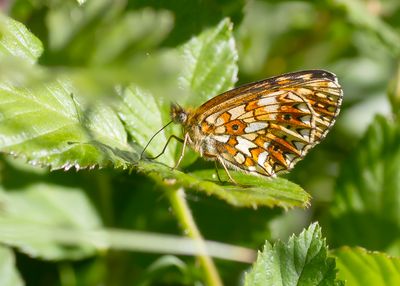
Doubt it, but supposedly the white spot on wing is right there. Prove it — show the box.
[264,104,279,113]
[300,115,311,124]
[214,126,226,134]
[241,133,257,141]
[285,152,297,163]
[206,113,219,124]
[286,92,302,101]
[244,122,269,133]
[293,141,306,151]
[257,96,277,106]
[298,129,311,141]
[328,81,338,87]
[234,153,245,164]
[296,103,310,112]
[257,151,268,167]
[216,117,225,126]
[228,105,245,120]
[213,135,230,143]
[236,136,257,157]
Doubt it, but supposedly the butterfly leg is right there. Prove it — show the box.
[173,132,189,170]
[217,157,238,185]
[214,161,223,183]
[140,120,174,160]
[143,135,184,160]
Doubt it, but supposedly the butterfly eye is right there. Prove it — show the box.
[179,113,187,123]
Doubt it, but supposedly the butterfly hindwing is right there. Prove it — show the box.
[193,70,342,177]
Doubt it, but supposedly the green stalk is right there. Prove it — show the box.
[167,187,223,286]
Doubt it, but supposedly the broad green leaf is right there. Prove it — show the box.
[0,246,24,286]
[178,18,238,106]
[0,14,45,86]
[0,77,136,170]
[115,85,176,166]
[329,115,400,255]
[0,14,43,63]
[244,222,341,286]
[333,247,400,286]
[138,161,310,209]
[0,14,136,169]
[0,183,101,260]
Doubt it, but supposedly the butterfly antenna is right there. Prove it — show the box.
[140,120,174,160]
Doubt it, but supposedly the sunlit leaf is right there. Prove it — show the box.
[115,84,176,166]
[179,18,238,106]
[138,161,310,209]
[333,246,400,286]
[0,77,136,170]
[0,14,43,63]
[244,222,342,286]
[0,246,23,286]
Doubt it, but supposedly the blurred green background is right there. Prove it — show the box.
[1,0,400,285]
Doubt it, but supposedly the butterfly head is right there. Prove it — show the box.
[170,103,188,125]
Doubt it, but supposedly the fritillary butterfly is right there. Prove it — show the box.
[148,70,342,182]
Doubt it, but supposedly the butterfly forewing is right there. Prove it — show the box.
[188,70,342,177]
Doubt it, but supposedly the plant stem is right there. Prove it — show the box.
[167,187,223,286]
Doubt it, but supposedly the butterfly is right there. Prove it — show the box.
[144,70,342,183]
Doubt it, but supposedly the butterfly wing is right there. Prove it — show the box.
[191,70,343,176]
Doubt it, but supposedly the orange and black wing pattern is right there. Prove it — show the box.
[191,70,343,176]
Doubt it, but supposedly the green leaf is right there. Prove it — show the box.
[0,246,24,286]
[0,77,136,170]
[115,84,176,166]
[333,247,400,286]
[0,14,43,63]
[138,161,310,209]
[244,222,341,286]
[0,183,101,260]
[329,115,400,255]
[333,0,400,56]
[90,9,174,65]
[0,14,45,87]
[179,18,238,107]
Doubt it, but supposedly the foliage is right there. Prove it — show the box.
[333,246,400,286]
[245,223,342,286]
[0,0,400,285]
